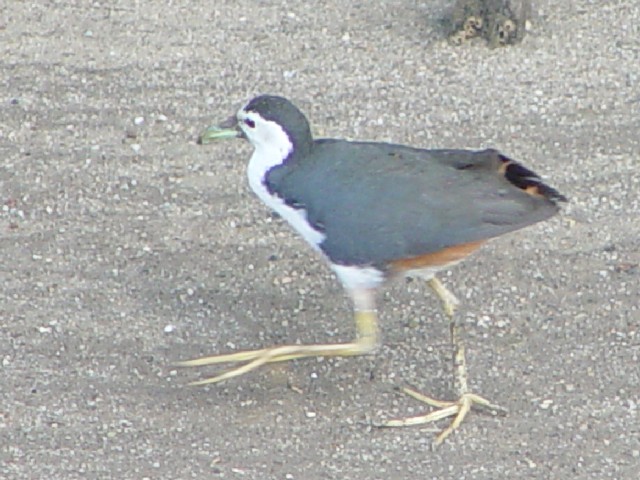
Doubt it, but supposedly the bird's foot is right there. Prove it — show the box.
[177,309,379,386]
[383,386,507,446]
[176,341,374,386]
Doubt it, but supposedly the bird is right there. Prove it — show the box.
[180,94,566,445]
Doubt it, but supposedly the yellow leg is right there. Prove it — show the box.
[177,289,379,386]
[428,277,466,395]
[384,277,506,446]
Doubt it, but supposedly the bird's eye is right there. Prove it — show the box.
[244,119,256,128]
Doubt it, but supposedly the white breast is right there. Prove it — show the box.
[246,147,326,251]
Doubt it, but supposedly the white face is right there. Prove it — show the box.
[237,108,293,162]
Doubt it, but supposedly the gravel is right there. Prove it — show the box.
[1,1,639,479]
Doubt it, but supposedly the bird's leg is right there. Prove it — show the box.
[384,277,506,445]
[429,277,466,396]
[177,288,379,386]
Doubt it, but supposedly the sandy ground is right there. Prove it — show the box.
[1,1,639,479]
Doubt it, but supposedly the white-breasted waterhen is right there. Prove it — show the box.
[180,95,566,445]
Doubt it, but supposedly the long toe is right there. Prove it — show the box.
[383,388,507,446]
[177,340,376,386]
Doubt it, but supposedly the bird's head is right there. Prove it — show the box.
[198,95,313,160]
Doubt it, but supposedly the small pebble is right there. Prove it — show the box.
[539,399,554,410]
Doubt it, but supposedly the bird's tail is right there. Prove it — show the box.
[497,153,567,203]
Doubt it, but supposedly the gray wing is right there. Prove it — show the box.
[269,140,562,266]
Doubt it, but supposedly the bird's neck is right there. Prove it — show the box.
[247,140,293,196]
[245,142,325,251]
